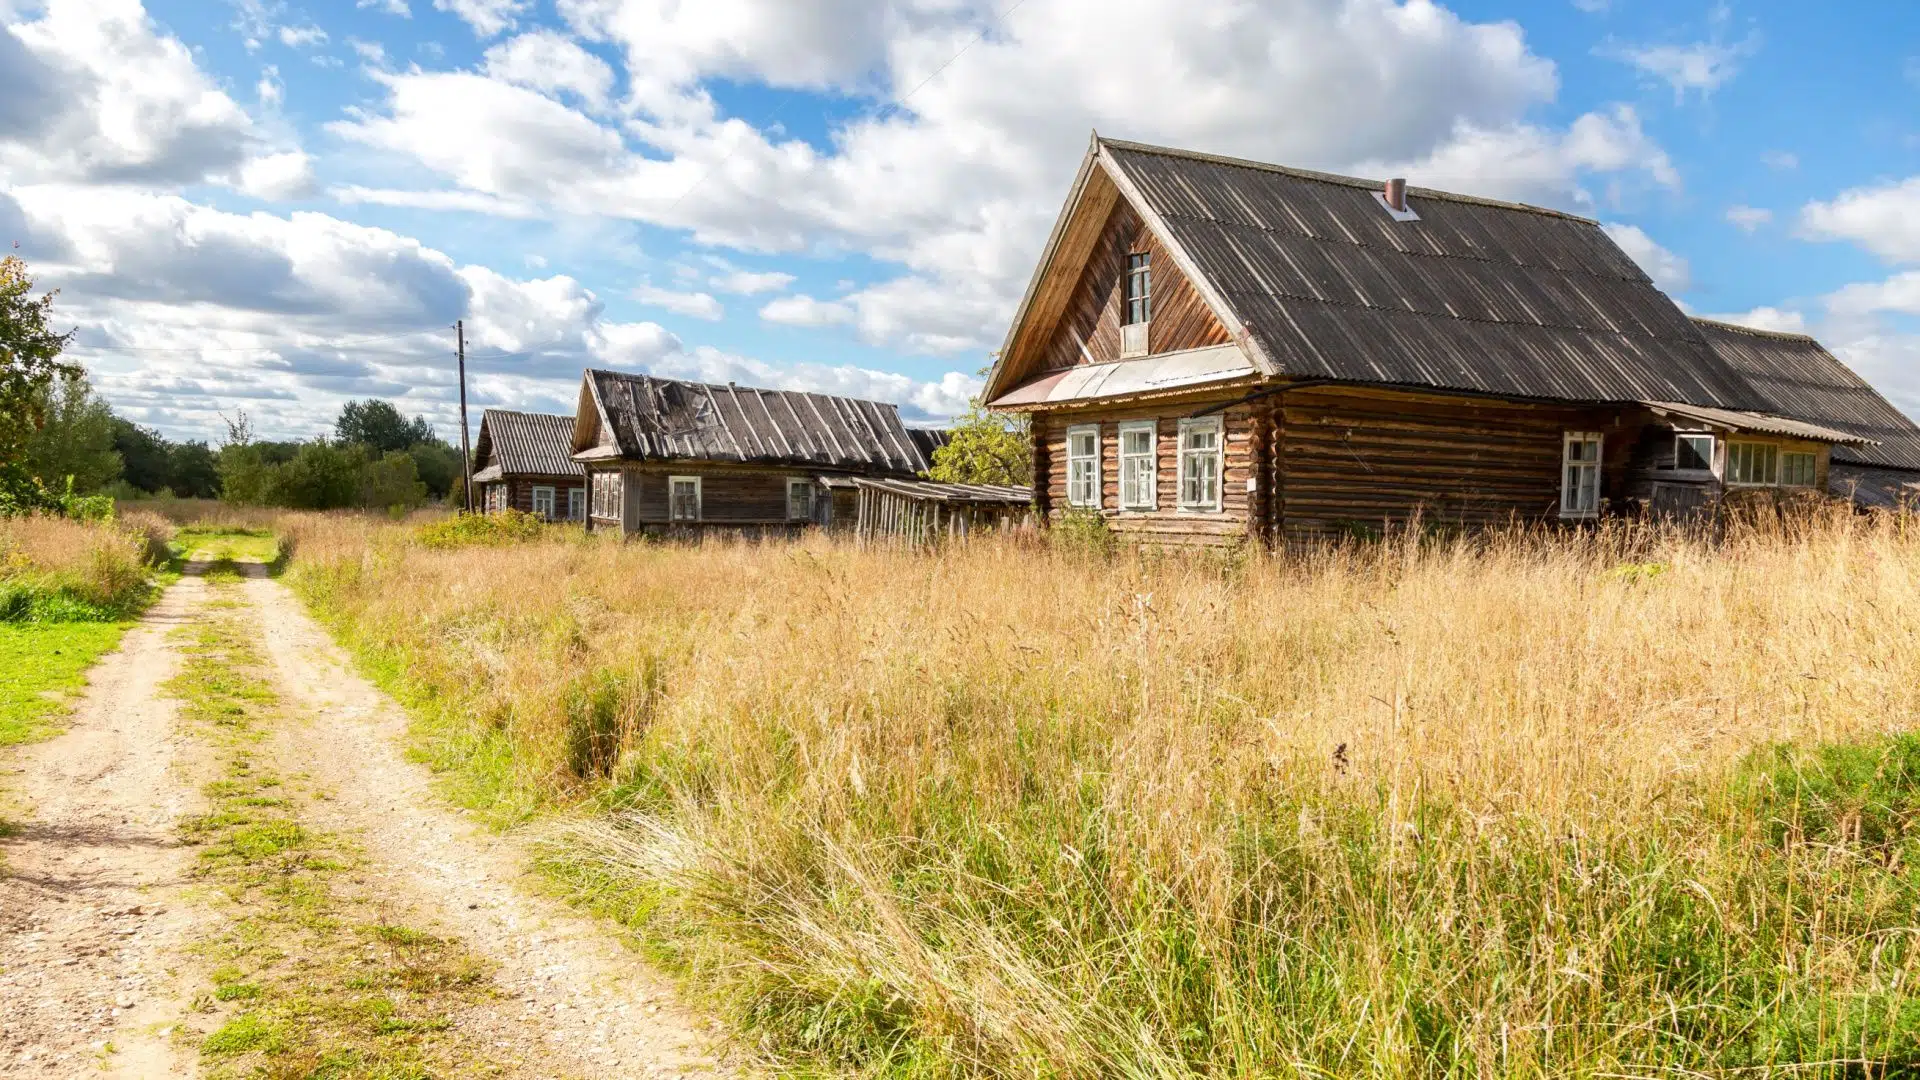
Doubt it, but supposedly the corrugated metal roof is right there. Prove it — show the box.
[993,343,1256,407]
[850,477,1033,504]
[583,370,932,475]
[1691,319,1920,471]
[473,409,583,479]
[1831,463,1920,510]
[907,428,951,462]
[1100,140,1764,409]
[1639,401,1877,447]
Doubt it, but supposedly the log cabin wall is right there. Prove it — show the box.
[1034,395,1254,548]
[1272,386,1619,542]
[485,476,587,519]
[1039,202,1232,372]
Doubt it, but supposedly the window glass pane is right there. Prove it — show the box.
[1675,435,1713,471]
[1123,428,1152,455]
[1782,452,1816,487]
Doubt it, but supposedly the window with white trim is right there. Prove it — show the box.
[567,487,585,521]
[485,484,506,513]
[1674,433,1714,472]
[1727,442,1778,486]
[787,477,815,521]
[1119,421,1157,511]
[669,475,702,522]
[1066,425,1100,508]
[1177,417,1222,512]
[1561,432,1603,518]
[531,485,556,520]
[1780,451,1817,487]
[592,472,623,520]
[1123,253,1151,325]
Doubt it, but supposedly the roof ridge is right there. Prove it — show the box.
[1690,316,1820,343]
[1096,136,1599,224]
[589,367,901,411]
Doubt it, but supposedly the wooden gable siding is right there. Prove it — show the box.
[1040,202,1231,372]
[1272,388,1616,541]
[1035,401,1253,547]
[619,464,805,526]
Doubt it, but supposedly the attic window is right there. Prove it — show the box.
[1124,253,1151,325]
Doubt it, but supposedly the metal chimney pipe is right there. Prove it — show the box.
[1385,177,1408,212]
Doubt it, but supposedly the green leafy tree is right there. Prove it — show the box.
[360,449,427,510]
[335,399,434,454]
[0,254,78,509]
[926,399,1031,487]
[166,440,221,498]
[404,438,461,499]
[25,371,123,493]
[268,441,367,510]
[112,417,172,493]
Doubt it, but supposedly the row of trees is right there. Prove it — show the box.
[3,253,462,513]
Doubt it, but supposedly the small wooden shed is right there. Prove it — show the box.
[852,478,1033,544]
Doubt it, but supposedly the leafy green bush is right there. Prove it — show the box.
[414,509,548,549]
[1049,507,1116,556]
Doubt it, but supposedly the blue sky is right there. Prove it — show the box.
[3,0,1917,444]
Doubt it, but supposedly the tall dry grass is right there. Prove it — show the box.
[0,512,172,620]
[285,509,1920,1076]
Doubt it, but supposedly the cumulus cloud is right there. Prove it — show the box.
[482,29,615,109]
[634,283,724,320]
[234,150,316,200]
[1724,204,1771,232]
[1601,222,1691,294]
[1800,177,1920,264]
[1597,5,1760,103]
[759,294,855,329]
[705,262,794,295]
[1698,305,1807,334]
[334,0,1681,356]
[434,0,528,37]
[1825,271,1920,318]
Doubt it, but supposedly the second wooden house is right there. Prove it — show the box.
[470,408,588,521]
[568,370,943,536]
[984,135,1920,546]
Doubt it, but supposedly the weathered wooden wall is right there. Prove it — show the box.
[485,476,587,519]
[1033,398,1253,548]
[1040,202,1231,372]
[1272,387,1608,541]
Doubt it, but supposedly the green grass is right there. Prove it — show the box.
[0,621,132,746]
[173,527,286,572]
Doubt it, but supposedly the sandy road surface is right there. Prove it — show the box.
[239,571,728,1078]
[3,565,731,1078]
[0,574,212,1078]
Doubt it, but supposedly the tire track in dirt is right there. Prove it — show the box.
[239,571,731,1078]
[0,574,214,1078]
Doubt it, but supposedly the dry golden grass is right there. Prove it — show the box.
[282,508,1920,1077]
[0,512,171,619]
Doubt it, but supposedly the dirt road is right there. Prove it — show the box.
[0,567,729,1077]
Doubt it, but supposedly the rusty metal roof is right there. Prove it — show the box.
[1099,140,1764,409]
[580,370,932,475]
[1690,319,1920,471]
[472,409,583,479]
[850,477,1033,505]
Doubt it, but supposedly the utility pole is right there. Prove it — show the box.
[456,319,473,514]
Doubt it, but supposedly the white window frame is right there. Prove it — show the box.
[1560,431,1603,519]
[1673,432,1715,473]
[566,487,585,522]
[787,477,815,521]
[669,475,702,522]
[531,485,556,520]
[1780,450,1818,488]
[1176,417,1223,513]
[1726,441,1779,487]
[1065,424,1101,509]
[485,484,506,513]
[1118,420,1157,511]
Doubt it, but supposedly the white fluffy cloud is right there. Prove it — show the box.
[1800,177,1920,264]
[435,0,529,37]
[1725,204,1771,232]
[333,0,1680,357]
[1602,222,1692,294]
[759,294,854,329]
[1698,306,1807,334]
[1597,4,1760,103]
[483,29,616,109]
[634,284,723,320]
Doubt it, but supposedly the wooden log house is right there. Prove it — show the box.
[568,370,943,537]
[985,136,1920,546]
[469,409,588,521]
